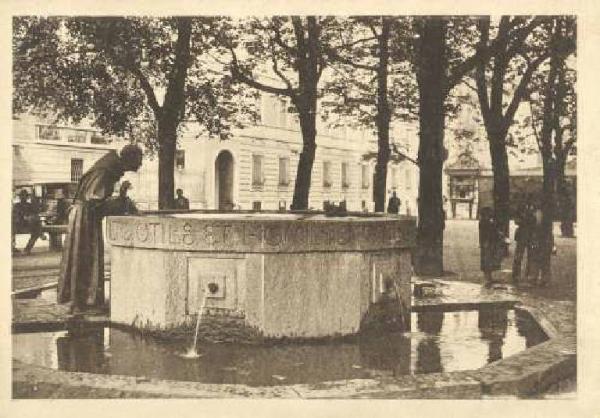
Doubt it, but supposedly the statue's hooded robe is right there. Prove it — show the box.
[58,150,125,309]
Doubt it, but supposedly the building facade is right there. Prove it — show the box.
[12,93,420,215]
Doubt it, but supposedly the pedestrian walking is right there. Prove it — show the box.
[12,189,47,255]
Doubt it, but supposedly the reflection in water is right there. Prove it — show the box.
[478,308,508,363]
[515,311,548,348]
[416,311,444,374]
[57,327,106,373]
[13,309,547,387]
[359,332,411,377]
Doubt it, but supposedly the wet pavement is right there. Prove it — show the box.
[443,220,576,301]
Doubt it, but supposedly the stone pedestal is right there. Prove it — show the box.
[107,213,416,339]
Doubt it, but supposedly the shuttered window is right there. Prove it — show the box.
[342,162,350,188]
[71,158,83,183]
[323,161,332,188]
[279,157,289,186]
[252,154,264,186]
[361,164,370,189]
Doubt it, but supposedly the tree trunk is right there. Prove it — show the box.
[374,132,390,213]
[290,17,320,211]
[414,18,446,276]
[488,133,511,243]
[556,158,574,237]
[539,157,556,283]
[291,108,317,210]
[374,19,391,213]
[157,119,177,210]
[536,18,561,283]
[156,17,191,210]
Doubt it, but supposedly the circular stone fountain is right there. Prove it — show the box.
[106,212,416,339]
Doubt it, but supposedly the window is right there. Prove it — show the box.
[243,40,259,55]
[91,133,111,144]
[323,161,332,188]
[252,154,264,187]
[260,94,283,127]
[361,164,370,189]
[67,130,87,143]
[71,158,83,183]
[278,99,288,128]
[391,166,398,189]
[341,162,350,188]
[176,150,185,170]
[405,168,412,190]
[278,157,290,186]
[37,125,61,141]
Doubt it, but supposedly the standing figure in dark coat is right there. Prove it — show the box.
[174,188,190,210]
[387,191,401,214]
[54,188,70,225]
[58,145,143,314]
[479,207,504,287]
[526,206,554,287]
[512,202,534,283]
[106,180,139,215]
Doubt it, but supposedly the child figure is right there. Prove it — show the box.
[479,207,504,287]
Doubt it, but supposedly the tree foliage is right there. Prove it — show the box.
[14,17,257,144]
[320,16,416,130]
[14,16,258,208]
[318,16,416,211]
[224,16,334,209]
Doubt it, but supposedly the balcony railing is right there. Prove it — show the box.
[36,124,113,146]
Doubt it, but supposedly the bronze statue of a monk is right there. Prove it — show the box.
[58,144,143,314]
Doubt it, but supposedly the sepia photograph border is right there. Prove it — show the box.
[1,0,598,417]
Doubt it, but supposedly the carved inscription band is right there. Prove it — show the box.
[107,217,416,252]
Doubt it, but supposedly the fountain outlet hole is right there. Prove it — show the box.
[207,283,219,294]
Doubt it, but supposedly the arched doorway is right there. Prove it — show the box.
[215,150,234,211]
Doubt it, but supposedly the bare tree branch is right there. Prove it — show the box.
[271,21,297,56]
[459,78,479,94]
[529,99,542,150]
[130,66,161,115]
[391,143,419,167]
[502,52,551,132]
[229,46,292,96]
[506,16,545,57]
[367,21,380,39]
[268,38,296,93]
[446,16,541,94]
[324,45,377,71]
